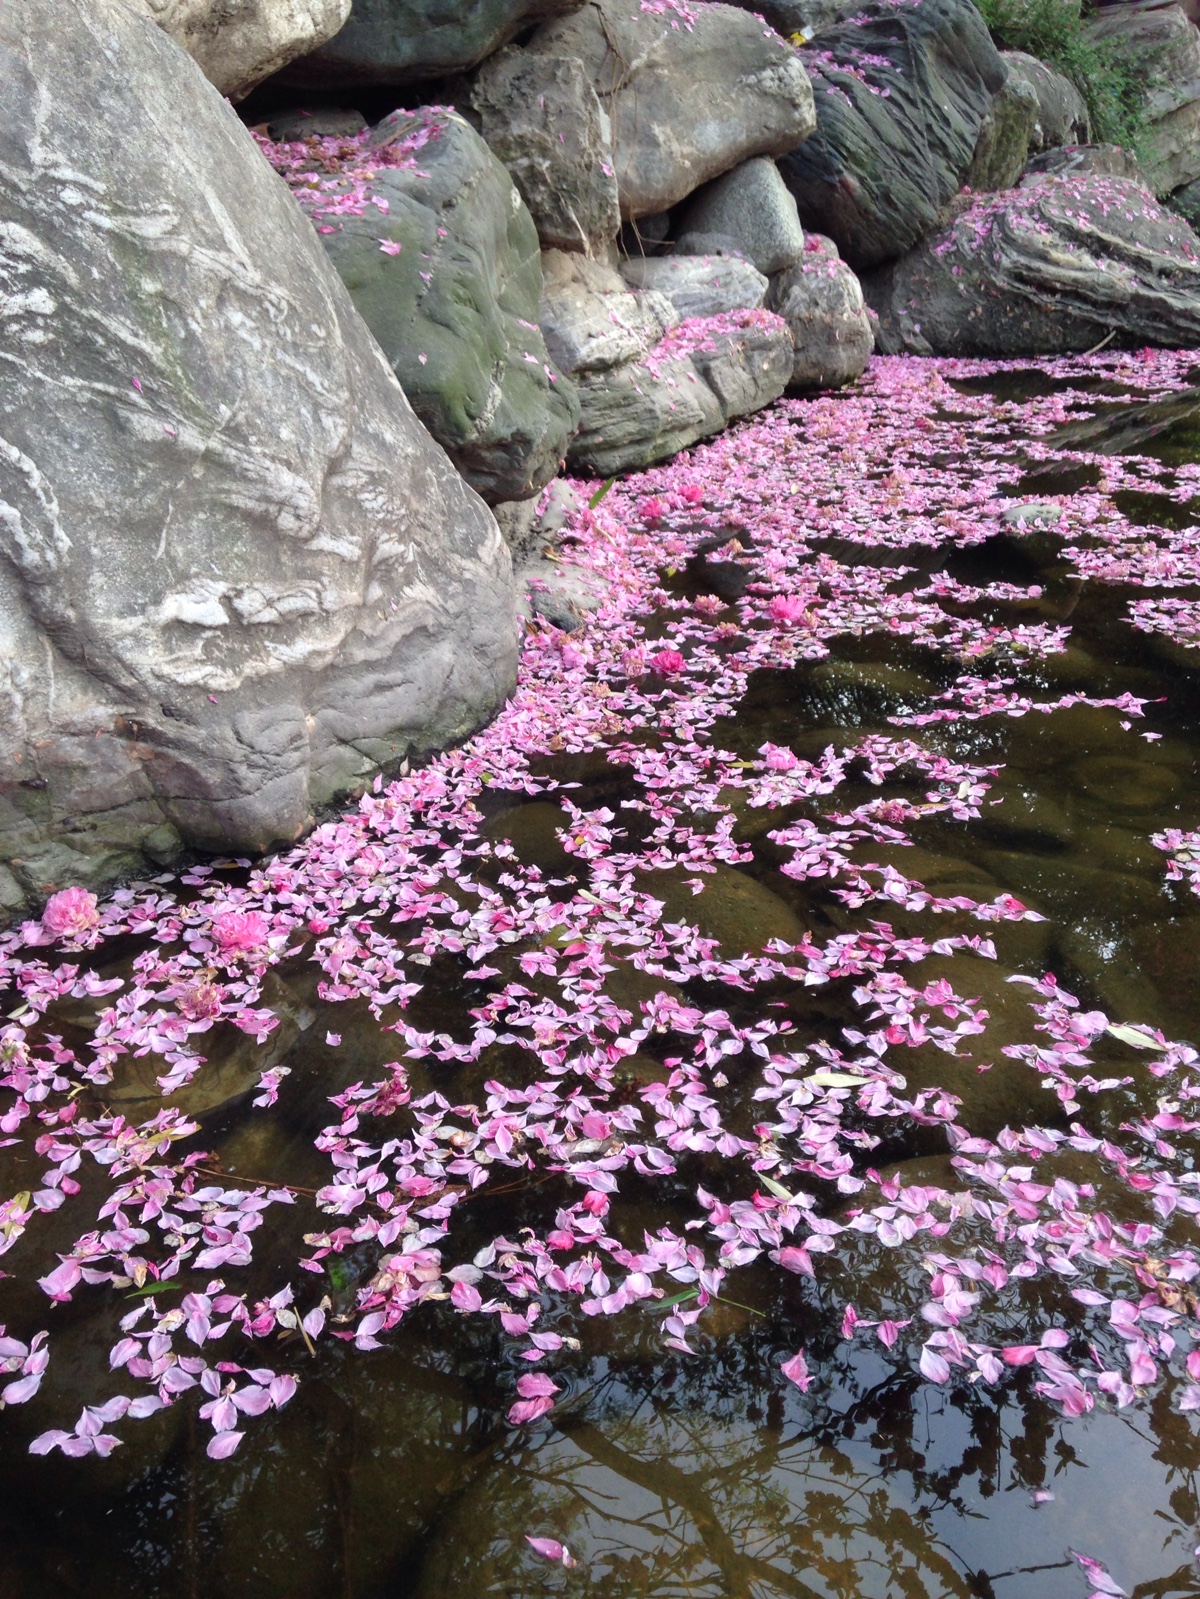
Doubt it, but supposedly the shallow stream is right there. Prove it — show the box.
[5,354,1200,1597]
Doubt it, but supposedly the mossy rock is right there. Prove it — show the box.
[640,864,805,957]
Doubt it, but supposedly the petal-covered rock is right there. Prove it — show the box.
[125,0,350,99]
[526,0,816,219]
[279,0,582,87]
[470,47,620,255]
[780,0,1005,271]
[675,157,807,275]
[864,174,1200,356]
[766,234,872,389]
[0,0,517,905]
[261,110,579,503]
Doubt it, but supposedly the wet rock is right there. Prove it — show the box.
[978,852,1166,925]
[674,158,807,276]
[279,0,581,88]
[527,0,816,219]
[0,0,518,908]
[127,0,350,98]
[780,0,1005,271]
[1002,50,1089,154]
[1001,500,1061,530]
[865,175,1200,356]
[890,953,1065,1138]
[619,255,770,320]
[641,863,804,956]
[766,234,873,390]
[320,112,578,503]
[106,971,316,1121]
[1069,755,1181,812]
[1083,0,1200,195]
[965,67,1039,192]
[470,48,620,255]
[483,801,577,880]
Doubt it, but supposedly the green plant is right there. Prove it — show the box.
[975,0,1151,155]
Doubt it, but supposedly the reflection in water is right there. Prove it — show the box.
[6,353,1200,1596]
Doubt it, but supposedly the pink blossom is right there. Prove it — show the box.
[41,887,99,939]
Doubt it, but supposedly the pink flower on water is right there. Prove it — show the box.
[41,887,99,940]
[639,496,665,524]
[780,1349,810,1390]
[768,594,809,627]
[526,1536,577,1568]
[649,649,685,676]
[212,910,270,955]
[761,743,797,771]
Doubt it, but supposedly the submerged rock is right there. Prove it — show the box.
[780,0,1005,270]
[526,0,816,218]
[641,863,804,956]
[865,175,1200,356]
[0,0,517,908]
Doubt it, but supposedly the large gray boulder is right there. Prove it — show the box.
[864,174,1200,356]
[469,47,620,255]
[280,0,581,86]
[526,0,816,219]
[261,110,579,502]
[540,253,793,475]
[0,0,517,909]
[674,157,806,275]
[766,234,873,389]
[124,0,350,99]
[780,0,1006,271]
[619,254,770,320]
[1084,1,1200,195]
[1001,50,1089,154]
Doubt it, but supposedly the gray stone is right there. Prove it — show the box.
[965,67,1039,192]
[1002,50,1089,153]
[619,254,770,320]
[865,174,1200,356]
[766,235,872,389]
[780,0,1006,271]
[527,0,816,219]
[280,0,582,87]
[541,249,792,472]
[264,106,367,139]
[1001,502,1061,530]
[1084,0,1200,195]
[1023,143,1147,185]
[540,250,679,378]
[674,157,806,275]
[470,47,620,255]
[0,0,517,909]
[305,111,579,502]
[123,0,350,99]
